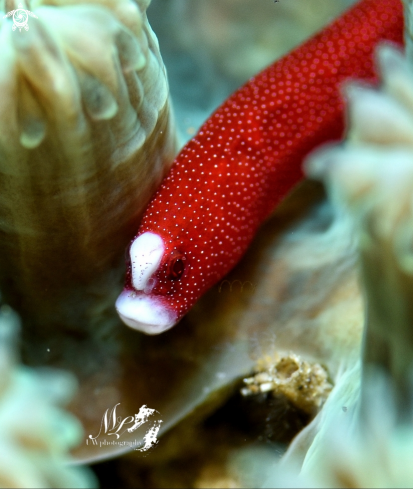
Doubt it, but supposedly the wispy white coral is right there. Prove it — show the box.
[308,45,413,402]
[309,45,413,233]
[261,43,413,489]
[0,304,96,488]
[264,364,413,488]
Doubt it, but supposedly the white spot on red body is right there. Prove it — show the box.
[129,232,164,291]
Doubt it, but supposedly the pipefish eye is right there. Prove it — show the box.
[168,254,186,281]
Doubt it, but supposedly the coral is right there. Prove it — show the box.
[0,302,96,488]
[0,0,176,338]
[260,40,413,489]
[264,365,413,488]
[241,353,332,416]
[308,44,413,417]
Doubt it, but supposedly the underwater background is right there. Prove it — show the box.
[4,0,413,487]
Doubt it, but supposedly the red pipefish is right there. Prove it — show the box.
[116,0,404,334]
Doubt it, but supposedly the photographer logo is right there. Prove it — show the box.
[87,403,162,452]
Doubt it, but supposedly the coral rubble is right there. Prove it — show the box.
[241,353,332,416]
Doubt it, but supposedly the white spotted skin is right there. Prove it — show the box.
[116,0,403,333]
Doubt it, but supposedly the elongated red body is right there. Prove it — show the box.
[116,0,404,334]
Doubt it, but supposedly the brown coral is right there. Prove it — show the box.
[0,0,176,341]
